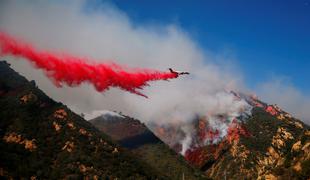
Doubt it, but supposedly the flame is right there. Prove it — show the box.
[266,105,278,116]
[184,120,251,167]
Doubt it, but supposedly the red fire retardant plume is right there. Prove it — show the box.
[0,32,178,97]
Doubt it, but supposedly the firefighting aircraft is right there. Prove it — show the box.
[169,68,190,76]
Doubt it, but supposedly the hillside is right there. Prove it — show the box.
[90,88,310,180]
[90,114,207,180]
[151,93,310,179]
[1,59,309,179]
[0,60,166,179]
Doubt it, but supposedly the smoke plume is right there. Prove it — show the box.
[0,0,252,154]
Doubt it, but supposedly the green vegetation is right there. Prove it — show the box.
[90,114,207,179]
[133,143,206,180]
[240,107,282,152]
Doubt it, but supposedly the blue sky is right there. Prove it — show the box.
[101,0,310,93]
[1,0,308,122]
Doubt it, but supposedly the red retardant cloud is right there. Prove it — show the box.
[0,32,178,97]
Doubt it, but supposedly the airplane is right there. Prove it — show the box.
[169,68,190,76]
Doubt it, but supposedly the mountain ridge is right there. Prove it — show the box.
[0,60,167,179]
[90,89,310,179]
[1,60,309,179]
[150,91,310,179]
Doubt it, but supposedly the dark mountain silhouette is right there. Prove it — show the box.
[0,60,167,179]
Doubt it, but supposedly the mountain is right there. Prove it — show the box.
[90,113,207,180]
[1,59,309,179]
[91,92,310,179]
[0,60,167,179]
[151,93,310,179]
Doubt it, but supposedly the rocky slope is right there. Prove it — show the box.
[152,93,310,179]
[90,93,310,179]
[0,60,167,179]
[90,99,310,179]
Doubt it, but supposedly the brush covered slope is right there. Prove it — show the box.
[0,60,167,179]
[90,114,207,180]
[153,94,310,179]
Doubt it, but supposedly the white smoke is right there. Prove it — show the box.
[149,91,252,155]
[0,0,251,154]
[257,77,310,125]
[180,127,193,155]
[90,110,124,119]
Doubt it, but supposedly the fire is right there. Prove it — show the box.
[198,122,220,143]
[185,147,209,168]
[226,121,251,144]
[266,106,278,116]
[185,120,251,167]
[150,91,252,159]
